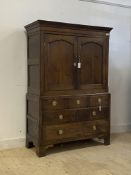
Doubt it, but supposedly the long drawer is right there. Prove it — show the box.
[42,96,88,110]
[43,107,109,125]
[42,94,110,111]
[45,120,108,143]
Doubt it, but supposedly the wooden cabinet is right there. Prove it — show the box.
[25,20,112,157]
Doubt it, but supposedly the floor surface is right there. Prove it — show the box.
[0,133,131,175]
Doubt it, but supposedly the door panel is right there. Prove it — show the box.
[44,34,76,91]
[78,37,107,90]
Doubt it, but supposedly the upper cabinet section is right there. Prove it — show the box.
[25,20,112,95]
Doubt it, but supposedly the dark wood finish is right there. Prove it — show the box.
[78,37,106,90]
[44,110,76,125]
[25,20,112,157]
[89,94,110,107]
[45,120,108,144]
[44,34,76,91]
[88,107,110,120]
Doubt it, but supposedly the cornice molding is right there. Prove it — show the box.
[80,0,131,9]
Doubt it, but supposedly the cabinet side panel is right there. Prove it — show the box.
[28,34,40,60]
[26,95,40,146]
[27,33,40,95]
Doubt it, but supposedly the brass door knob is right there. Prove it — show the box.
[58,130,63,135]
[59,114,64,120]
[77,56,81,69]
[76,99,80,105]
[52,100,57,106]
[99,105,102,111]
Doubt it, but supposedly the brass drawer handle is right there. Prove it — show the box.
[58,129,63,135]
[52,100,57,106]
[93,125,96,131]
[59,114,64,120]
[98,98,102,103]
[92,111,96,116]
[76,99,80,105]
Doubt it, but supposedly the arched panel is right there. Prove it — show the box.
[78,37,105,90]
[48,39,73,46]
[45,35,76,91]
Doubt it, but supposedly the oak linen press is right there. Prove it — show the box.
[25,20,112,157]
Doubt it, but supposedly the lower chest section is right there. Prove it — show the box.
[42,93,110,145]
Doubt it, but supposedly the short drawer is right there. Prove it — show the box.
[89,94,110,107]
[89,107,110,120]
[43,98,65,110]
[91,120,109,135]
[45,120,108,142]
[44,110,76,125]
[67,97,89,109]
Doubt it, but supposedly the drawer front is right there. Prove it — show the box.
[77,109,90,121]
[43,98,65,110]
[44,110,76,125]
[44,109,90,125]
[67,97,89,109]
[89,107,109,120]
[42,97,89,110]
[77,107,109,121]
[42,94,110,111]
[89,94,110,107]
[45,120,108,142]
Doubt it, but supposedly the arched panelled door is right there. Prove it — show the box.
[78,37,107,90]
[44,34,77,91]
